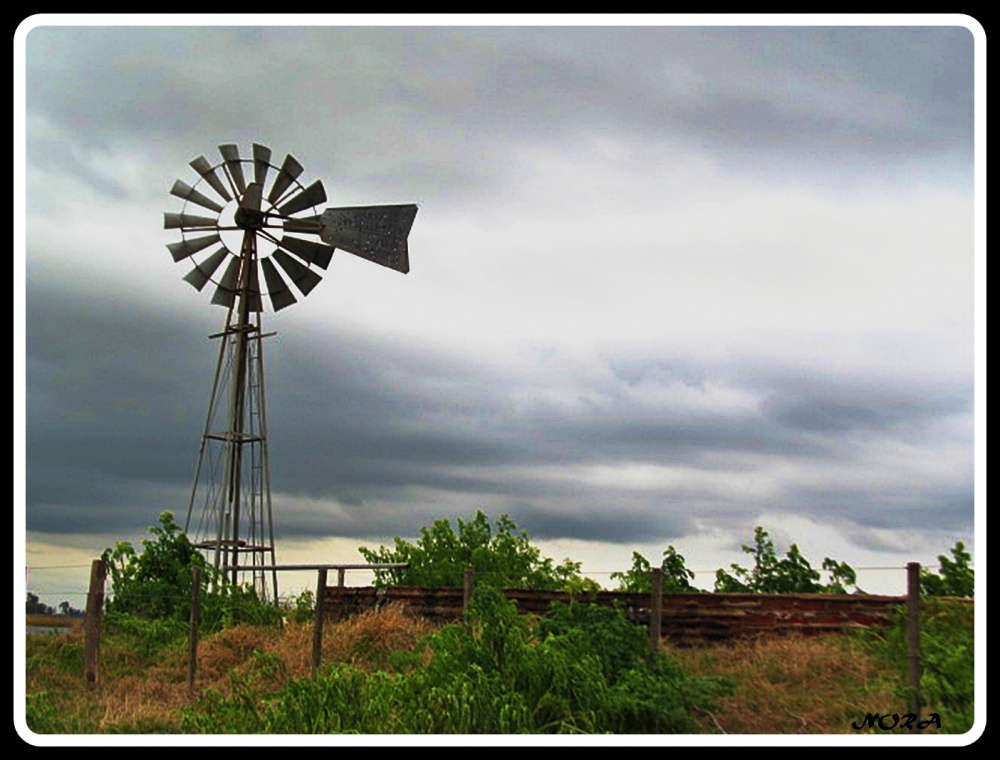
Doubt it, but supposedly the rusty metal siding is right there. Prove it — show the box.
[318,586,938,645]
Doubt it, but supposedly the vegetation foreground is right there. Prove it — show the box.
[25,593,972,736]
[24,512,974,735]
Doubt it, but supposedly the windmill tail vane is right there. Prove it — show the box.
[164,142,416,602]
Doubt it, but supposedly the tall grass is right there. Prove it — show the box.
[27,595,965,735]
[851,598,975,734]
[668,634,903,733]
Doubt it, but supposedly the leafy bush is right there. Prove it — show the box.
[358,511,587,590]
[611,546,698,593]
[103,611,190,660]
[102,511,282,635]
[714,526,860,594]
[103,512,208,620]
[199,585,284,632]
[920,541,974,598]
[24,691,97,734]
[181,587,733,734]
[284,589,316,625]
[25,692,61,734]
[857,598,974,733]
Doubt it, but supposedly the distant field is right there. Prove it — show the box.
[26,615,81,630]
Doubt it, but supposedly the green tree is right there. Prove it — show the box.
[821,557,860,594]
[610,546,697,593]
[102,511,211,620]
[26,592,55,615]
[920,541,974,598]
[56,600,83,616]
[358,511,586,590]
[714,526,860,594]
[101,511,282,631]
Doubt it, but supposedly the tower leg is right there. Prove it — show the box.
[184,230,278,603]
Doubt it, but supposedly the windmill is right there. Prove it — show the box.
[164,142,417,603]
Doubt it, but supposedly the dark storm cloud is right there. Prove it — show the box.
[26,273,224,533]
[503,506,697,546]
[25,284,973,546]
[256,326,972,542]
[782,483,974,531]
[759,385,969,435]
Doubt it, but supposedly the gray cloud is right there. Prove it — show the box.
[20,21,978,592]
[24,26,974,204]
[25,264,973,545]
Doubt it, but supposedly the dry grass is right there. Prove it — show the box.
[25,605,438,734]
[216,604,437,683]
[27,615,83,631]
[26,612,902,735]
[666,633,900,733]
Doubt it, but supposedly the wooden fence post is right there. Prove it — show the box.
[84,558,106,688]
[187,565,202,699]
[312,567,328,679]
[907,562,922,715]
[463,568,475,614]
[649,567,663,657]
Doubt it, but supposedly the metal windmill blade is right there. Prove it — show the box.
[189,156,232,202]
[277,235,334,269]
[260,257,298,312]
[162,141,418,604]
[277,180,327,217]
[253,143,272,187]
[267,153,304,205]
[218,143,247,196]
[183,247,229,291]
[170,180,224,214]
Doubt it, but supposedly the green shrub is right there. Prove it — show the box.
[611,546,698,593]
[181,586,733,734]
[199,585,284,632]
[24,691,97,734]
[102,512,208,621]
[284,589,315,625]
[102,511,283,636]
[358,511,586,590]
[714,526,860,594]
[103,611,190,661]
[857,598,974,733]
[25,692,60,734]
[921,542,974,598]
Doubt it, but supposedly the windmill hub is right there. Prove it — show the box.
[233,205,265,230]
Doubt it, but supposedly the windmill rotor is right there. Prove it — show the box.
[164,142,417,603]
[166,143,338,312]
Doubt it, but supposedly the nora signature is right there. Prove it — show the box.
[852,712,942,730]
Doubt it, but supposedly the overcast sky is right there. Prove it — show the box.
[16,17,983,606]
